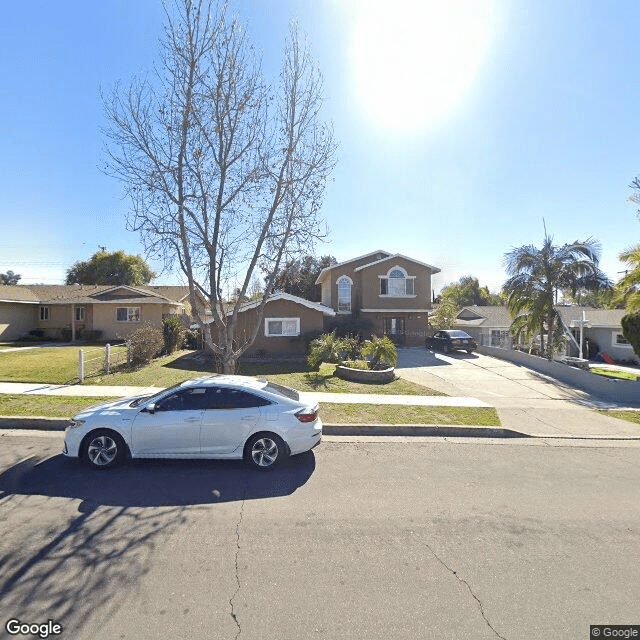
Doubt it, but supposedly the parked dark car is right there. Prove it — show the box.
[425,330,477,354]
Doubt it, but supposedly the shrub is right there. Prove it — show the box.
[163,315,185,354]
[82,329,103,341]
[340,359,369,370]
[361,335,398,369]
[183,328,200,350]
[307,331,348,369]
[621,312,640,358]
[128,323,165,366]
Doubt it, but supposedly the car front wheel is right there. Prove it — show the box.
[82,430,125,470]
[245,433,286,471]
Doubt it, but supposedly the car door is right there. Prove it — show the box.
[200,387,270,455]
[433,331,445,350]
[131,388,205,455]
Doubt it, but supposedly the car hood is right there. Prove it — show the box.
[72,396,148,420]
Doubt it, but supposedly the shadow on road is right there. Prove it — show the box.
[0,451,316,507]
[0,452,315,637]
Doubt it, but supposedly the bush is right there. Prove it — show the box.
[82,329,103,341]
[307,331,347,369]
[361,335,398,369]
[340,359,369,370]
[622,312,640,358]
[183,328,200,350]
[128,323,165,366]
[163,315,185,354]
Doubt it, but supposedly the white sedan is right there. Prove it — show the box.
[63,376,322,471]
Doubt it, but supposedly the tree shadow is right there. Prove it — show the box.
[0,452,316,508]
[0,452,315,637]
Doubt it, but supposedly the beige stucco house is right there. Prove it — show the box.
[0,284,204,341]
[315,250,441,346]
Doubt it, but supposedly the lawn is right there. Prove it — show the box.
[320,403,501,426]
[0,348,445,396]
[0,394,120,417]
[590,367,638,381]
[596,409,640,425]
[0,395,500,427]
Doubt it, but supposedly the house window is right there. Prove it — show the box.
[75,307,85,321]
[379,267,416,297]
[337,276,352,313]
[116,307,140,323]
[40,306,50,321]
[265,317,300,337]
[613,332,631,347]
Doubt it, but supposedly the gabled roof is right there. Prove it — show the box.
[315,249,441,284]
[555,306,626,328]
[237,292,336,316]
[315,250,391,284]
[0,284,187,306]
[353,253,441,274]
[453,306,513,329]
[0,286,40,303]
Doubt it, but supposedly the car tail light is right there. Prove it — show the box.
[295,408,318,423]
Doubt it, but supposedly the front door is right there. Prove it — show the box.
[384,317,406,345]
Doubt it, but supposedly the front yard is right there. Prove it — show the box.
[0,345,500,426]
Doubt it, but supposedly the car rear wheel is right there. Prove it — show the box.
[245,433,286,471]
[82,430,125,470]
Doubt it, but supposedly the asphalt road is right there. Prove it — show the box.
[1,432,639,640]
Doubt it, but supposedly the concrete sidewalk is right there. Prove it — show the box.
[0,382,490,407]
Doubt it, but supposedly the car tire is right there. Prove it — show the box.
[467,349,474,354]
[81,430,126,470]
[245,433,287,471]
[443,344,450,354]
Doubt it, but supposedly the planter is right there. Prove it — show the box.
[334,364,396,384]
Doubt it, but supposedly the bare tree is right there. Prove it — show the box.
[103,0,336,373]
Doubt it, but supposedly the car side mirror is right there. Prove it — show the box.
[143,403,156,414]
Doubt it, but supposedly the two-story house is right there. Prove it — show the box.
[315,250,441,346]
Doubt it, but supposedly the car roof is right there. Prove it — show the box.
[180,375,269,391]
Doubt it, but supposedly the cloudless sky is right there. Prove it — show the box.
[1,0,639,294]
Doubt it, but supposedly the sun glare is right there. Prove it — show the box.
[351,0,494,134]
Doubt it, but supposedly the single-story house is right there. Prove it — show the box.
[0,284,205,342]
[451,304,635,362]
[206,292,336,358]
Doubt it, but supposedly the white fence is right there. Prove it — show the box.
[78,342,130,382]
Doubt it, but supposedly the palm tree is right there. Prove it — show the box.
[503,233,611,358]
[616,244,640,311]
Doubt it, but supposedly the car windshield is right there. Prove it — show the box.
[445,330,472,339]
[129,382,185,407]
[262,381,299,401]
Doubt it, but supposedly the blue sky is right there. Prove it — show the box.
[1,0,639,294]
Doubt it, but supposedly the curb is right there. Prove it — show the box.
[0,416,68,431]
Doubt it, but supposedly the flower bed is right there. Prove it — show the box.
[334,363,395,384]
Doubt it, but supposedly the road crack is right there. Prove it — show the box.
[229,492,246,639]
[424,542,507,640]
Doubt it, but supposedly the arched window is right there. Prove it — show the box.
[337,276,352,312]
[379,266,415,297]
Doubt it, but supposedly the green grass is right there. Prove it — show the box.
[0,394,499,427]
[590,367,638,381]
[0,394,121,417]
[0,347,445,397]
[596,409,640,425]
[320,403,501,426]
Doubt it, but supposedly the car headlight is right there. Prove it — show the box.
[68,419,86,429]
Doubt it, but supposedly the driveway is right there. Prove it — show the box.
[396,348,640,438]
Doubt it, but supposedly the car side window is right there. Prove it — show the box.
[202,388,271,410]
[155,388,207,412]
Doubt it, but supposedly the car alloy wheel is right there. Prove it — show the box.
[247,434,285,470]
[83,431,124,469]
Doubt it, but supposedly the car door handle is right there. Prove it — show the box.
[183,417,201,423]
